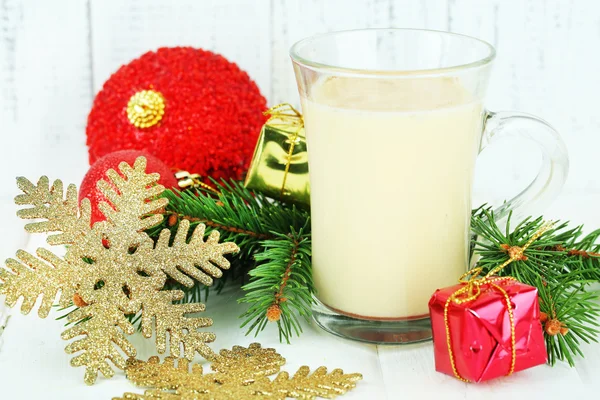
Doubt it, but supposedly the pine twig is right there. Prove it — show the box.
[471,207,600,366]
[537,276,600,366]
[150,180,313,342]
[173,214,273,240]
[239,229,314,343]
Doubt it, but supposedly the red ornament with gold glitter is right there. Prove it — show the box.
[86,47,267,181]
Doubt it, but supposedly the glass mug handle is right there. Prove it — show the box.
[479,111,569,220]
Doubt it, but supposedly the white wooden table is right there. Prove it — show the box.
[1,193,600,399]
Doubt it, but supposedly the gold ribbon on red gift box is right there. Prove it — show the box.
[443,222,555,382]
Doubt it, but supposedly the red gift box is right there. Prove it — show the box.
[428,278,547,382]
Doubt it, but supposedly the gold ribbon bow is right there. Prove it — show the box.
[444,221,555,382]
[263,103,304,200]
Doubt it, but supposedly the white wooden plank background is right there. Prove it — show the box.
[1,0,600,399]
[1,0,599,201]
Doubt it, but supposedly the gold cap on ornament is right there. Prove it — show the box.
[127,89,165,128]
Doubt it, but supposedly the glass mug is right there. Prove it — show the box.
[290,29,568,344]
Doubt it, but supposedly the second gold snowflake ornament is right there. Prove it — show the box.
[0,156,239,385]
[116,343,363,399]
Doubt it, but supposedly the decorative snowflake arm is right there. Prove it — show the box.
[0,248,79,317]
[211,343,286,378]
[140,290,217,361]
[14,176,92,245]
[62,301,137,385]
[96,158,167,232]
[125,356,206,390]
[116,344,362,399]
[113,390,181,400]
[124,345,283,391]
[271,366,363,398]
[151,220,239,287]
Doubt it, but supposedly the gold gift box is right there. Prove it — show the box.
[244,104,310,207]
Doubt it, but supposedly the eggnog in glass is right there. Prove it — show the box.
[290,29,568,343]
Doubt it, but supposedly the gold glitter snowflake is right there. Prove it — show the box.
[0,157,239,385]
[114,343,363,400]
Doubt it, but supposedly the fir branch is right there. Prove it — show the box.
[173,214,273,240]
[149,180,313,342]
[535,272,600,366]
[472,207,600,366]
[156,180,309,261]
[238,229,314,343]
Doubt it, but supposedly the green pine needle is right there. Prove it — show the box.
[157,180,313,342]
[238,229,313,343]
[471,207,600,366]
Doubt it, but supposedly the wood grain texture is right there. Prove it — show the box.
[0,0,19,123]
[89,0,271,99]
[0,0,91,196]
[271,0,391,105]
[1,1,600,398]
[1,0,598,196]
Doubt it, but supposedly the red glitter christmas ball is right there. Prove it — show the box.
[80,150,179,225]
[86,47,267,181]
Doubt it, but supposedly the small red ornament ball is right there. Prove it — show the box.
[86,47,267,181]
[79,150,178,225]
